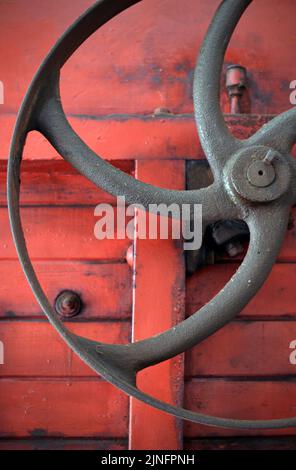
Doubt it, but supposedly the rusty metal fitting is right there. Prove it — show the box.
[226,64,247,113]
[55,290,82,318]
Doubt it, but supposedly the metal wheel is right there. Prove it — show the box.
[7,0,296,428]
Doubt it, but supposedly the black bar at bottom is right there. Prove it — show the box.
[1,450,296,466]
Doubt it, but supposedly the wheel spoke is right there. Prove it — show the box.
[90,204,290,375]
[247,107,296,154]
[193,0,252,176]
[35,83,237,223]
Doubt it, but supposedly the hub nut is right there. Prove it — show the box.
[247,160,276,188]
[229,145,291,203]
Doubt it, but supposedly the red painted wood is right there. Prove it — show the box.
[185,437,296,451]
[184,380,296,437]
[0,160,134,206]
[0,0,294,115]
[0,207,130,260]
[0,438,127,451]
[186,263,296,319]
[0,321,130,377]
[4,378,296,439]
[0,439,127,450]
[276,222,296,261]
[185,321,296,377]
[0,261,131,319]
[129,160,185,450]
[0,380,128,438]
[2,114,296,162]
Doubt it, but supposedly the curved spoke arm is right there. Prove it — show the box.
[193,0,252,175]
[88,204,290,376]
[35,86,238,223]
[247,107,296,154]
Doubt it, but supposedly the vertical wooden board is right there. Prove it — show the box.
[129,160,185,450]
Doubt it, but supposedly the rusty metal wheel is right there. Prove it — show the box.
[7,0,296,428]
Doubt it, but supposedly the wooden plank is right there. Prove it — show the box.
[2,114,295,162]
[129,160,185,450]
[186,263,296,319]
[0,261,131,319]
[185,437,296,450]
[0,0,294,115]
[0,321,130,377]
[4,378,296,439]
[185,321,296,377]
[0,207,130,260]
[0,439,127,450]
[184,379,296,437]
[0,379,128,438]
[0,160,134,206]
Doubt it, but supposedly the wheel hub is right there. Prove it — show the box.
[229,145,291,202]
[247,159,275,188]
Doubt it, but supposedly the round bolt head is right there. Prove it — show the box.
[247,160,276,188]
[55,290,82,318]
